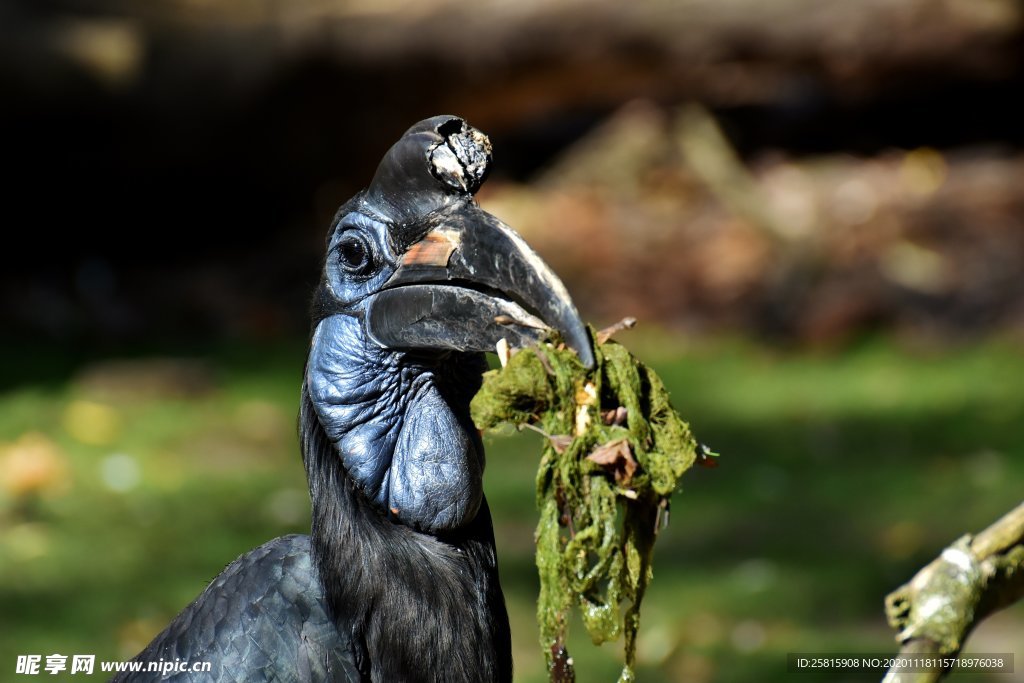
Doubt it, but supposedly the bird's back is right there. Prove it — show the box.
[114,535,357,682]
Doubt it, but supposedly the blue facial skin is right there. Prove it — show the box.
[306,207,485,534]
[322,209,400,310]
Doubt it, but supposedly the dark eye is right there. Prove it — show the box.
[338,233,373,275]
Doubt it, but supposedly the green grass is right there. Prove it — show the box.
[1,335,1022,681]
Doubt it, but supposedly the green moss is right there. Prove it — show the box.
[471,335,700,682]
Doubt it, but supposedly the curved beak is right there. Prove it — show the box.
[365,200,595,368]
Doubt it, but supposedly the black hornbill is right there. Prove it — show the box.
[117,116,593,682]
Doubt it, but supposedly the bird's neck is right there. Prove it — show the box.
[299,384,512,683]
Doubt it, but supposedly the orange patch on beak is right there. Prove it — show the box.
[402,228,461,267]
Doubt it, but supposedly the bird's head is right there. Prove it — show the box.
[305,116,592,534]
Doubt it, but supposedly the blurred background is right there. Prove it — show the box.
[2,0,1023,680]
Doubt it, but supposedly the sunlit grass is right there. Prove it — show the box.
[1,335,1022,682]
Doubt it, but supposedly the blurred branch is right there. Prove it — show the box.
[882,502,1024,683]
[674,103,792,245]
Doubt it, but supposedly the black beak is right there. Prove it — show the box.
[364,199,595,369]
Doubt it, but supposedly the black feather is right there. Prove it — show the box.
[113,535,357,682]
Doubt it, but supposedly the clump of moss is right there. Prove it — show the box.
[471,332,704,682]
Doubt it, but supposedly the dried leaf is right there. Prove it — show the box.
[586,438,637,485]
[548,435,573,454]
[601,406,628,426]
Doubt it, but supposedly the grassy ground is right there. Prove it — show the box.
[1,334,1022,681]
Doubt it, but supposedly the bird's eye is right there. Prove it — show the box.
[338,233,374,275]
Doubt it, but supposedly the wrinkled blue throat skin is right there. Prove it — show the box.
[302,312,512,683]
[306,314,486,533]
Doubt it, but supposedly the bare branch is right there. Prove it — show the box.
[883,502,1024,682]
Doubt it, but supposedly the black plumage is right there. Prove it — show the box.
[116,116,591,682]
[117,535,356,681]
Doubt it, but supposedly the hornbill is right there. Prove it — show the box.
[117,116,593,682]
